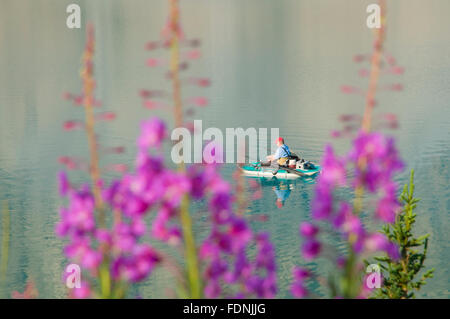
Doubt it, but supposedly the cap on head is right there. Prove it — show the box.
[277,137,284,144]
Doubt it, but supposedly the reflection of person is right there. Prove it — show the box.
[262,137,291,175]
[273,183,292,208]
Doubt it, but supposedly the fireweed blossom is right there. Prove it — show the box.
[291,0,406,298]
[290,267,310,298]
[57,117,277,298]
[56,181,161,298]
[60,23,126,232]
[56,118,172,298]
[292,130,403,298]
[136,0,275,298]
[58,3,276,298]
[189,153,277,298]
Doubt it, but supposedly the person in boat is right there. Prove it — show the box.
[262,137,291,175]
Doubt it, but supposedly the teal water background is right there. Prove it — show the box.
[0,0,449,298]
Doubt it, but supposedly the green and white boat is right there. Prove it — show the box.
[239,159,321,180]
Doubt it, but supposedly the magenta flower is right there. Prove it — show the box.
[56,187,96,236]
[364,233,399,260]
[228,219,252,250]
[254,232,277,274]
[291,266,310,298]
[291,284,308,298]
[320,144,346,186]
[95,229,112,245]
[151,207,182,245]
[295,130,403,298]
[204,280,221,298]
[311,184,333,220]
[293,267,310,280]
[349,131,403,192]
[120,245,160,282]
[58,171,70,196]
[64,239,102,272]
[138,117,167,150]
[161,171,191,208]
[193,162,277,298]
[72,281,91,299]
[299,222,319,238]
[58,114,278,298]
[311,144,346,220]
[375,182,401,223]
[301,240,321,261]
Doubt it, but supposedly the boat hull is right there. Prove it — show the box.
[239,163,320,179]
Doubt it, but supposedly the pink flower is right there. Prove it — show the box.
[185,50,201,60]
[143,100,166,109]
[349,131,403,193]
[312,184,333,220]
[189,96,208,107]
[299,222,319,238]
[320,145,346,186]
[291,284,308,298]
[293,267,310,280]
[196,78,211,87]
[301,240,321,261]
[81,249,102,270]
[72,281,91,299]
[138,117,167,149]
[291,266,310,298]
[58,171,70,196]
[95,111,116,122]
[341,85,363,95]
[146,58,162,67]
[375,182,400,223]
[204,280,221,298]
[364,233,389,251]
[63,120,84,131]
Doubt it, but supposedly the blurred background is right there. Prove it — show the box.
[0,0,449,298]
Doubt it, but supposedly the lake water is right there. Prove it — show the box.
[0,0,449,298]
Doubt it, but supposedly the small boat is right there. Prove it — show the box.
[239,159,321,180]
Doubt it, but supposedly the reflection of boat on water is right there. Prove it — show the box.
[301,176,316,184]
[255,178,295,208]
[249,175,316,208]
[273,181,293,208]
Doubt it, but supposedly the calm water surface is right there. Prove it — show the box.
[0,0,449,298]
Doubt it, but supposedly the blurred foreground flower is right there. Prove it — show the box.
[291,0,408,299]
[292,131,403,298]
[58,116,277,298]
[57,1,276,298]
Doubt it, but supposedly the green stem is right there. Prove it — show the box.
[179,195,202,298]
[1,201,10,297]
[166,0,202,299]
[343,247,357,298]
[99,262,111,298]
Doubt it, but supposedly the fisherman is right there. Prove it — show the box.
[262,137,291,175]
